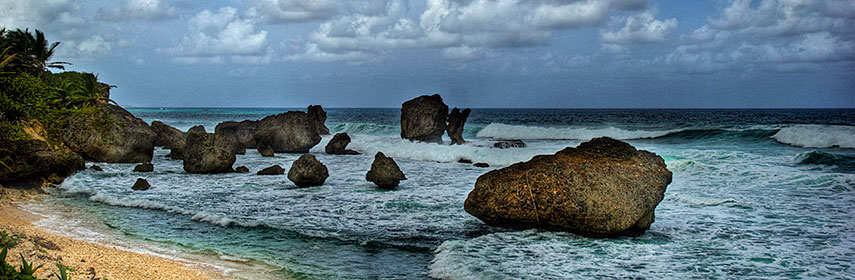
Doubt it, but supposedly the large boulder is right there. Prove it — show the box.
[447,108,471,145]
[182,132,236,174]
[150,121,184,149]
[287,154,329,187]
[215,120,257,148]
[254,112,321,153]
[365,152,407,189]
[400,94,448,144]
[325,133,359,155]
[464,137,672,237]
[307,105,330,135]
[0,138,84,186]
[62,103,155,163]
[187,125,206,134]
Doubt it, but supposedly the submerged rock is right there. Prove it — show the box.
[493,139,526,149]
[365,152,407,189]
[63,103,155,163]
[257,165,285,175]
[400,94,448,144]
[132,178,150,191]
[288,154,329,187]
[325,133,359,155]
[458,158,473,164]
[235,166,250,173]
[182,132,236,174]
[307,105,330,135]
[473,162,489,168]
[133,163,154,172]
[447,108,471,145]
[254,111,321,153]
[464,137,672,237]
[258,145,275,157]
[90,165,104,172]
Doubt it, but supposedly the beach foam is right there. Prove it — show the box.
[475,123,680,140]
[773,125,855,149]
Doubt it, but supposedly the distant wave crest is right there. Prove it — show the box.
[475,123,680,140]
[772,125,855,149]
[332,122,400,135]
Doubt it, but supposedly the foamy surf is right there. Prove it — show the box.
[772,124,855,149]
[475,123,681,140]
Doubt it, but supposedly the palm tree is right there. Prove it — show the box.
[67,74,116,108]
[2,28,69,74]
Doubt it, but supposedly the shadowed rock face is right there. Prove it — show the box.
[133,163,153,172]
[63,103,155,163]
[288,154,329,187]
[307,105,330,135]
[182,132,236,174]
[254,111,321,153]
[325,133,359,155]
[464,137,672,237]
[365,152,407,189]
[132,178,150,191]
[151,121,185,149]
[187,125,206,134]
[400,94,448,144]
[215,120,258,149]
[447,108,471,145]
[0,139,84,185]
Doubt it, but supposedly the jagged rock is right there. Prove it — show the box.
[132,178,150,191]
[325,133,359,155]
[187,125,206,134]
[288,154,329,187]
[63,103,155,163]
[257,165,285,175]
[464,137,673,237]
[494,140,526,149]
[473,162,489,168]
[447,108,471,145]
[215,120,257,149]
[182,132,236,174]
[258,145,275,157]
[254,111,321,153]
[235,166,250,173]
[365,152,407,189]
[90,165,103,171]
[307,105,330,135]
[165,148,184,160]
[400,94,448,144]
[133,163,154,172]
[150,121,184,149]
[0,138,84,186]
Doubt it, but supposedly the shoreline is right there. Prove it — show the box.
[0,187,258,280]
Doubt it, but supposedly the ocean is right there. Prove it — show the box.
[28,108,855,279]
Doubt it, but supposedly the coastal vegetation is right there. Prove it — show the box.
[1,247,74,280]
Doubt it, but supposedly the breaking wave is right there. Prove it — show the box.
[475,123,680,140]
[772,125,855,149]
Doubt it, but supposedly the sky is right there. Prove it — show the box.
[1,0,853,108]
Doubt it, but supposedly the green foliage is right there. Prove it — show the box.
[1,247,45,280]
[0,231,20,249]
[51,262,71,280]
[18,253,43,276]
[0,28,69,75]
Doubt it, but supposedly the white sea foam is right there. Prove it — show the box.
[345,135,556,166]
[475,123,680,140]
[772,124,855,149]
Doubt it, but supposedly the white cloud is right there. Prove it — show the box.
[98,0,178,21]
[54,35,113,61]
[246,0,390,23]
[165,7,268,57]
[0,0,86,38]
[601,10,677,45]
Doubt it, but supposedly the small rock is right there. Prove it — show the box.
[366,152,407,189]
[325,133,360,155]
[258,145,275,157]
[257,165,285,175]
[133,162,154,172]
[288,154,329,187]
[90,165,104,171]
[473,162,490,168]
[493,140,526,149]
[132,178,150,191]
[235,166,250,173]
[458,158,473,164]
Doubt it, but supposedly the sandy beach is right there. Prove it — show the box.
[0,187,221,280]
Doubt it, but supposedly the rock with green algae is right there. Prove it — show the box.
[62,103,155,163]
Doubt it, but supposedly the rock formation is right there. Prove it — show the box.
[133,163,154,172]
[254,111,321,153]
[494,139,526,149]
[187,125,206,134]
[0,138,84,186]
[307,105,330,135]
[464,137,672,237]
[287,154,329,187]
[62,103,156,163]
[182,132,236,174]
[446,108,471,145]
[132,178,150,191]
[235,166,250,173]
[325,133,359,155]
[90,165,104,172]
[215,120,257,149]
[365,152,406,189]
[150,121,185,149]
[257,165,285,175]
[258,145,275,157]
[400,94,448,144]
[473,162,490,168]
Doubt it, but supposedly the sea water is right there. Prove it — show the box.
[37,108,855,279]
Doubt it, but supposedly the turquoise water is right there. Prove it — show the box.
[44,108,855,279]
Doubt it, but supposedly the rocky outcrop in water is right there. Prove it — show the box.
[400,94,448,144]
[307,105,330,135]
[90,165,103,172]
[254,112,321,153]
[151,121,185,149]
[365,152,407,189]
[447,108,471,145]
[187,125,206,134]
[133,163,154,172]
[132,178,150,191]
[0,137,84,186]
[235,166,250,173]
[257,165,285,175]
[473,162,489,168]
[62,103,156,163]
[182,132,236,174]
[288,154,328,187]
[464,137,672,237]
[215,120,257,149]
[493,140,526,149]
[325,133,359,155]
[258,145,275,157]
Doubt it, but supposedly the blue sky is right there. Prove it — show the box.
[2,0,853,108]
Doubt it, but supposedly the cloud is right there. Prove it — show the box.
[246,0,390,23]
[98,0,178,21]
[601,10,677,45]
[666,0,855,72]
[0,0,86,38]
[54,35,113,62]
[165,7,268,57]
